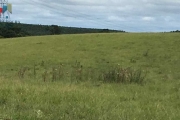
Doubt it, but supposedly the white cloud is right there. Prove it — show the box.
[6,0,180,32]
[142,17,155,21]
[108,16,125,21]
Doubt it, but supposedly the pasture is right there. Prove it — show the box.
[0,33,180,119]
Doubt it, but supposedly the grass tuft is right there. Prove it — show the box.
[102,65,146,84]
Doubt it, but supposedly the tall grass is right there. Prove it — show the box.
[15,61,147,84]
[102,65,146,84]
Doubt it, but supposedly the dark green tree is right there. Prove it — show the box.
[50,25,61,35]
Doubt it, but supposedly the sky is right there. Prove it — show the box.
[6,0,180,32]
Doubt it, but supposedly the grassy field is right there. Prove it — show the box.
[0,33,180,119]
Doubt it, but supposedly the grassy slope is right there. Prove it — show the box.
[0,33,180,119]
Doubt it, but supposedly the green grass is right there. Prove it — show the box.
[0,33,180,119]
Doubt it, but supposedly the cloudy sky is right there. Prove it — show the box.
[7,0,180,32]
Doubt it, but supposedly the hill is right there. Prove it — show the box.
[0,33,180,119]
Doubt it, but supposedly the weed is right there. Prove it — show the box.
[143,49,149,57]
[130,58,136,63]
[128,69,147,84]
[40,60,45,67]
[18,67,28,79]
[33,63,36,79]
[58,63,64,80]
[71,61,84,82]
[42,70,48,82]
[102,65,146,84]
[16,61,146,84]
[52,67,57,82]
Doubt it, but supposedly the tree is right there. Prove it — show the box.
[50,25,61,35]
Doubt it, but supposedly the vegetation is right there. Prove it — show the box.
[0,22,124,38]
[0,33,180,119]
[171,30,180,33]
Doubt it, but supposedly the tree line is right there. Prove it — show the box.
[0,22,125,38]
